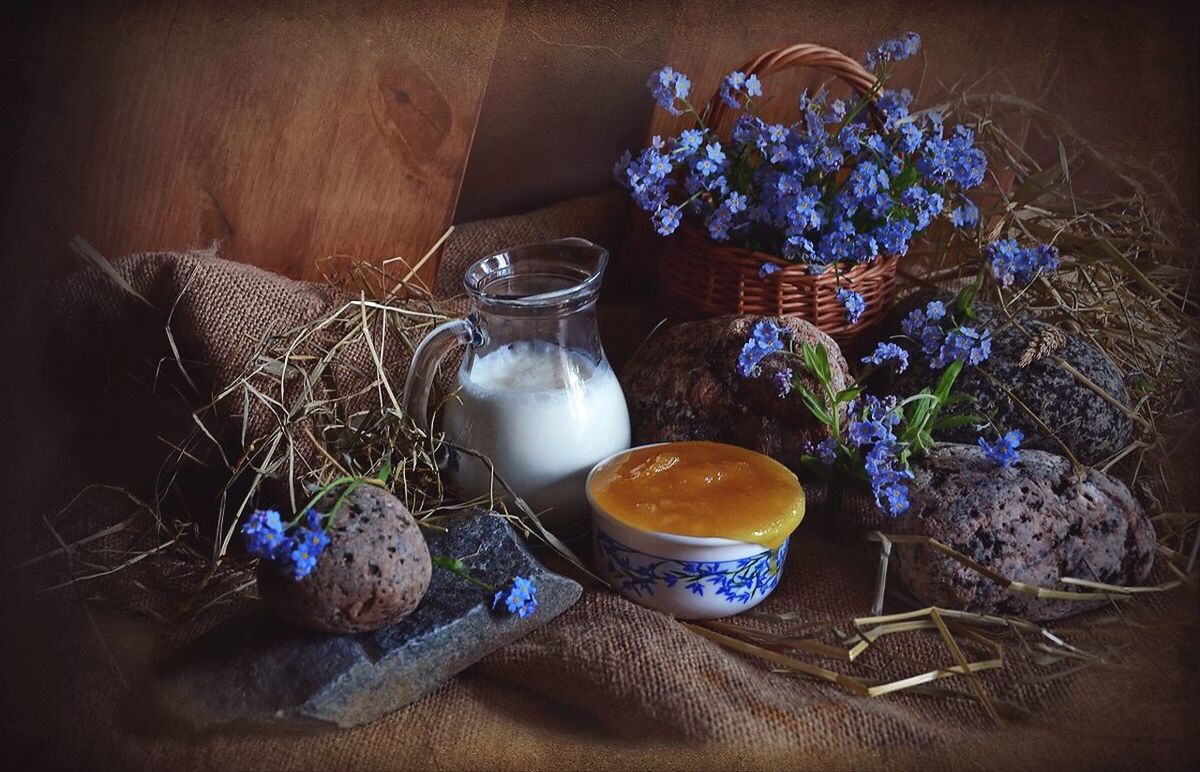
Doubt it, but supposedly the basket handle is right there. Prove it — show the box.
[704,43,879,131]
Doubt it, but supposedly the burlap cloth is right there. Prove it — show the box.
[2,192,1197,770]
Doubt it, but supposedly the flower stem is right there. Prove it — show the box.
[295,474,386,530]
[431,556,497,592]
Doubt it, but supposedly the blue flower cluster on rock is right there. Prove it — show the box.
[243,508,331,581]
[978,429,1024,468]
[736,319,789,377]
[880,288,1131,466]
[493,576,539,618]
[901,299,991,368]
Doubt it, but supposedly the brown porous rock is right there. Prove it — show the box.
[896,443,1155,621]
[621,315,849,471]
[258,485,432,633]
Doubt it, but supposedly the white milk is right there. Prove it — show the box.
[442,341,631,533]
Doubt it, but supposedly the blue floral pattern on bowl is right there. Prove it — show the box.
[595,528,788,606]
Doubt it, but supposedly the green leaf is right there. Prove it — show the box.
[432,556,465,571]
[906,399,932,438]
[800,342,815,374]
[801,341,832,384]
[933,413,985,431]
[796,383,834,427]
[892,164,920,192]
[835,386,864,404]
[815,343,832,383]
[954,280,981,320]
[897,391,940,409]
[800,342,818,380]
[943,393,978,408]
[377,460,394,485]
[933,360,964,403]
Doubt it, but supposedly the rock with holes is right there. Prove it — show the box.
[880,290,1133,465]
[895,443,1156,621]
[258,485,432,634]
[622,315,848,471]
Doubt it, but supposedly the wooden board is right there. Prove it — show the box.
[454,0,676,224]
[2,0,507,285]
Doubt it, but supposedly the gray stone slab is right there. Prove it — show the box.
[148,511,581,730]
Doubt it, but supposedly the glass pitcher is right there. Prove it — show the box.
[402,238,630,536]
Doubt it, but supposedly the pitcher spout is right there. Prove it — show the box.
[464,238,609,313]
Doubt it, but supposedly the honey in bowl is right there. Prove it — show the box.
[587,441,805,550]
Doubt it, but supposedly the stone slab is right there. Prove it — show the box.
[148,511,581,730]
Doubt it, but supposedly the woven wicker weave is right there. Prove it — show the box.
[658,43,897,347]
[661,221,898,347]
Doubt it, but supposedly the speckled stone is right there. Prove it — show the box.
[149,510,581,730]
[895,443,1155,621]
[257,485,432,634]
[881,291,1133,465]
[623,315,848,470]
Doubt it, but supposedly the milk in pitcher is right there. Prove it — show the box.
[443,340,630,530]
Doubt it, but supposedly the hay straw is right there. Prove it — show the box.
[68,235,152,307]
[929,607,1002,724]
[182,238,459,569]
[866,532,1180,602]
[37,231,592,624]
[685,608,1006,715]
[683,622,872,696]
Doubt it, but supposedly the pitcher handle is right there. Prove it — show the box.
[402,314,483,433]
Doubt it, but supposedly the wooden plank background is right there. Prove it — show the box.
[1,1,1195,293]
[2,0,507,286]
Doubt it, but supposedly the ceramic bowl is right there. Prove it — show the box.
[585,444,798,620]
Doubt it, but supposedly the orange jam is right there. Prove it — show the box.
[588,441,805,549]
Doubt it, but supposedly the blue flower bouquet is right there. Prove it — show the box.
[617,37,987,345]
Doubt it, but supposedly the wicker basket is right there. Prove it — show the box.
[658,43,897,348]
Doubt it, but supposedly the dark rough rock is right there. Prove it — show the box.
[880,291,1133,465]
[622,315,849,471]
[258,486,432,634]
[150,511,581,730]
[895,443,1155,621]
